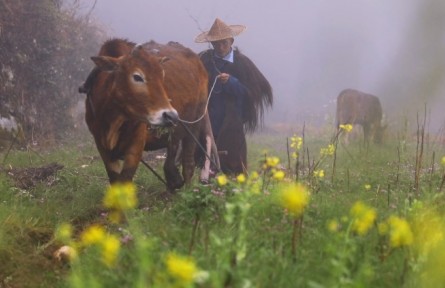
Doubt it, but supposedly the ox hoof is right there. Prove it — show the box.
[199,178,210,185]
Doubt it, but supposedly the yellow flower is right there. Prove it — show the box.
[387,215,413,248]
[80,225,121,267]
[166,252,198,284]
[249,171,259,180]
[291,152,298,159]
[103,182,137,211]
[412,209,445,256]
[350,201,376,235]
[101,234,121,267]
[314,169,325,179]
[216,174,228,186]
[327,219,339,232]
[80,225,106,246]
[273,170,285,181]
[278,183,310,218]
[410,208,445,287]
[55,223,73,242]
[266,156,280,168]
[320,144,335,156]
[364,184,371,190]
[339,124,353,133]
[441,156,445,167]
[250,182,261,195]
[236,173,246,183]
[290,135,303,150]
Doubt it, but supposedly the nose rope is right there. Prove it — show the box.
[176,76,219,124]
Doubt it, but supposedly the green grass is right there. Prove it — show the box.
[1,128,445,287]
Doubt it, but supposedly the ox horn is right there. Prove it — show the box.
[159,56,169,64]
[131,44,144,55]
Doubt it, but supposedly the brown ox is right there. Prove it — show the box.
[83,38,216,190]
[336,89,385,145]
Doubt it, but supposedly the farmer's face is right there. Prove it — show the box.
[211,38,234,57]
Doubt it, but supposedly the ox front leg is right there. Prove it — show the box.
[96,148,123,184]
[200,134,212,183]
[105,153,140,184]
[164,141,184,191]
[106,160,124,184]
[119,138,145,183]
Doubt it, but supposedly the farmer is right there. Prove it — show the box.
[195,18,273,174]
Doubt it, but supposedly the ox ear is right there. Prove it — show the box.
[91,56,118,72]
[159,56,170,64]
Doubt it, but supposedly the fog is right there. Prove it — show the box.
[80,0,445,133]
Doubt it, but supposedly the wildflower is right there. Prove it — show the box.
[291,152,298,159]
[273,170,285,181]
[278,183,310,218]
[80,225,106,246]
[387,215,413,248]
[250,182,262,195]
[350,201,376,235]
[412,209,445,256]
[55,223,73,243]
[339,124,353,133]
[364,184,371,190]
[266,156,280,168]
[236,173,246,184]
[101,234,121,267]
[249,171,259,180]
[290,135,303,150]
[216,174,228,186]
[313,169,324,179]
[410,209,445,287]
[320,144,335,157]
[441,156,445,167]
[166,252,198,284]
[327,219,339,232]
[103,182,137,211]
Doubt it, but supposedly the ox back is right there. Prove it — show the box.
[336,89,384,145]
[84,38,214,190]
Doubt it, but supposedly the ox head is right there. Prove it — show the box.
[90,45,178,127]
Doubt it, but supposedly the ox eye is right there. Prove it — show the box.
[133,73,145,82]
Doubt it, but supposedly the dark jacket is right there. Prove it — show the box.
[199,48,273,173]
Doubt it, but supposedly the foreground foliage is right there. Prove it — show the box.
[1,127,445,287]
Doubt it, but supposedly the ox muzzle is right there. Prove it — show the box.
[148,108,179,127]
[162,110,179,127]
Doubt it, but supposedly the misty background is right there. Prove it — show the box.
[78,0,445,134]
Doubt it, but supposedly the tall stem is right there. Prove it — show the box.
[188,213,200,255]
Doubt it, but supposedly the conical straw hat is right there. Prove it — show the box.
[195,18,246,43]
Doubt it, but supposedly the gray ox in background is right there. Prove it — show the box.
[336,89,386,146]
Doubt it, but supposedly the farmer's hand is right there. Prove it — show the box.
[218,73,230,84]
